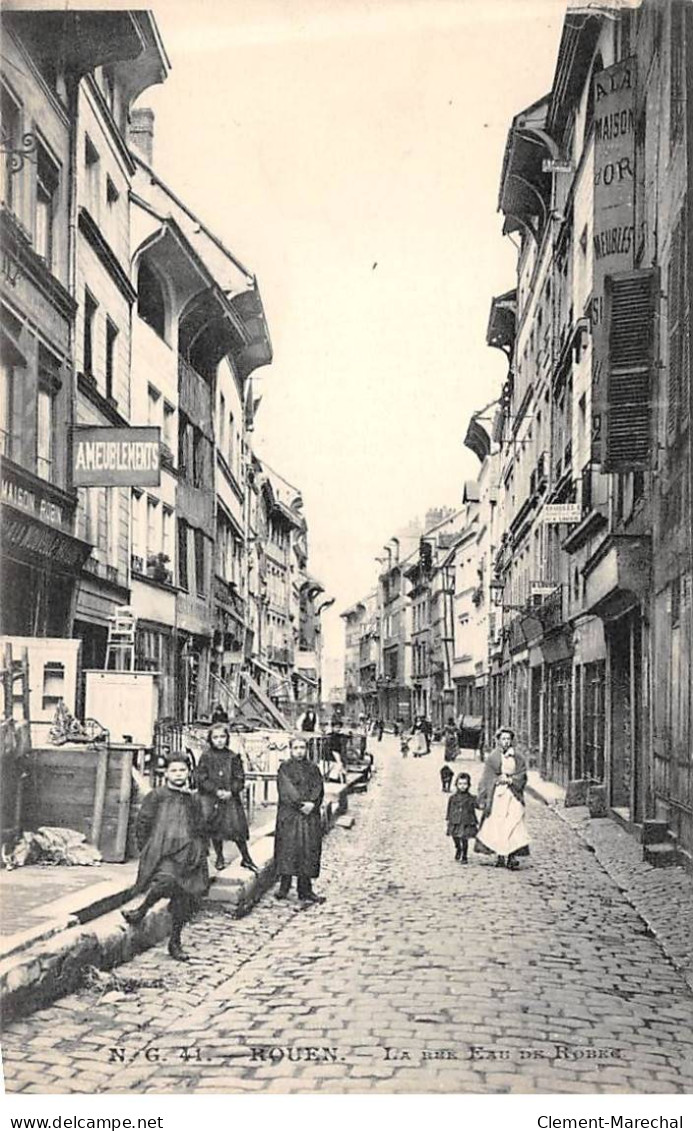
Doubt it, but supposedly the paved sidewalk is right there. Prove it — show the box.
[0,773,361,1020]
[0,864,130,941]
[526,771,693,995]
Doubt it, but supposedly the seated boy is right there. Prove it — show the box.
[123,754,209,961]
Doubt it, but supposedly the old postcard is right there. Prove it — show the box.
[0,0,692,1099]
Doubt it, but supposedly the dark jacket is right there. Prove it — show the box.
[300,711,318,733]
[443,724,460,761]
[446,791,479,838]
[274,757,324,878]
[476,747,528,817]
[197,747,249,842]
[134,786,209,896]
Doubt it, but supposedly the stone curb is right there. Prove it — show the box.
[0,768,369,1024]
[526,778,693,997]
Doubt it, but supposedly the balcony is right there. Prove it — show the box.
[535,585,564,633]
[268,644,294,667]
[214,574,244,618]
[83,555,126,590]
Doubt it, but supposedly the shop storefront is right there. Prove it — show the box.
[1,461,90,637]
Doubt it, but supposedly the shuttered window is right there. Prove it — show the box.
[603,269,656,470]
[670,2,686,153]
[667,200,689,440]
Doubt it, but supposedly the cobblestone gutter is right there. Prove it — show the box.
[0,772,360,1024]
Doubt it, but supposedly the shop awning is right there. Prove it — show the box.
[2,507,92,576]
[540,632,573,665]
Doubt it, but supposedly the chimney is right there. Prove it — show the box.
[129,107,155,165]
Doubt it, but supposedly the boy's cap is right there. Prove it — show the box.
[165,754,189,767]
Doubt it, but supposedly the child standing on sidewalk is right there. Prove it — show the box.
[123,754,209,961]
[446,772,478,863]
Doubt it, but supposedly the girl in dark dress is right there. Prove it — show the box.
[122,754,209,961]
[446,772,479,863]
[274,735,325,903]
[197,724,258,873]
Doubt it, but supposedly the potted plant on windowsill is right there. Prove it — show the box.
[147,552,171,584]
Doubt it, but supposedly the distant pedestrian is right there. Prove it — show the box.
[423,717,432,754]
[274,735,326,903]
[400,730,410,757]
[325,718,348,783]
[446,772,478,863]
[411,716,427,758]
[211,704,229,724]
[357,715,368,757]
[197,724,258,874]
[123,754,209,961]
[297,707,319,733]
[440,763,454,792]
[443,716,459,762]
[377,718,385,741]
[475,726,529,870]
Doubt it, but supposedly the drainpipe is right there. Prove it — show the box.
[686,0,693,788]
[65,73,80,636]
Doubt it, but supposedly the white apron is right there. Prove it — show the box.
[476,753,529,856]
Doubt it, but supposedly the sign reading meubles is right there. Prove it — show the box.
[73,426,161,487]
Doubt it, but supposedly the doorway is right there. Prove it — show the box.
[608,612,643,820]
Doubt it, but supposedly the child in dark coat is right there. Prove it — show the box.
[123,754,209,961]
[197,724,258,873]
[446,771,478,863]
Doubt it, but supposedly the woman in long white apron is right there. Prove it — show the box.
[475,726,529,869]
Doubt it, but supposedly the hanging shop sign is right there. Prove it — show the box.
[542,158,573,175]
[531,582,557,597]
[73,426,161,487]
[589,57,636,467]
[542,504,582,525]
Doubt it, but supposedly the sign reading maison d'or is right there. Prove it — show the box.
[73,426,161,487]
[590,57,636,468]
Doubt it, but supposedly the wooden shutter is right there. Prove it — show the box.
[667,200,689,439]
[603,268,656,471]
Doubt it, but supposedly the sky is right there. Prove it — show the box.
[140,0,570,689]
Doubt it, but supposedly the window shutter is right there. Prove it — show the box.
[603,269,656,471]
[667,200,689,438]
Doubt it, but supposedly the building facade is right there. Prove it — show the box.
[1,8,328,733]
[480,0,691,863]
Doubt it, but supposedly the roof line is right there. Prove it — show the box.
[256,456,301,497]
[423,507,466,536]
[133,152,255,284]
[129,190,167,223]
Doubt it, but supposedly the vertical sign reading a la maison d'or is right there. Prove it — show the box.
[590,57,636,467]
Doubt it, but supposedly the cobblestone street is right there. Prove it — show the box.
[3,739,693,1095]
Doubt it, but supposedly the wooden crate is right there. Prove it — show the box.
[23,745,134,862]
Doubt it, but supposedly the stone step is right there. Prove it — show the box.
[641,819,673,846]
[643,841,679,868]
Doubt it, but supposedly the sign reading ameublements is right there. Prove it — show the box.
[73,427,161,486]
[589,58,636,467]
